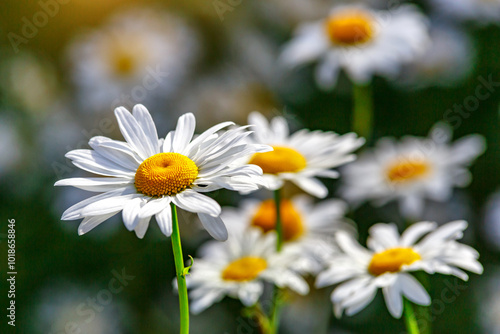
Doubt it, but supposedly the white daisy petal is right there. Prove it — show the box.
[132,104,160,154]
[114,106,156,159]
[172,190,221,217]
[400,222,438,246]
[198,213,228,241]
[122,197,144,231]
[60,187,135,220]
[399,273,431,306]
[134,216,151,239]
[383,283,404,318]
[55,177,133,192]
[238,282,264,306]
[190,289,225,314]
[138,197,170,219]
[78,212,119,235]
[172,113,196,154]
[156,206,173,237]
[292,177,329,198]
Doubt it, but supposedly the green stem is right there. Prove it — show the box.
[404,299,421,334]
[170,203,190,334]
[268,189,284,333]
[274,189,283,252]
[269,287,283,334]
[352,83,373,140]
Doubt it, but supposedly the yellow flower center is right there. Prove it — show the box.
[386,160,430,184]
[368,247,421,276]
[135,153,198,197]
[113,53,136,76]
[221,257,268,282]
[248,146,307,174]
[325,10,374,46]
[251,199,305,242]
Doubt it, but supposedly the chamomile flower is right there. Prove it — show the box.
[247,111,365,198]
[187,226,309,314]
[279,4,429,89]
[67,8,199,112]
[429,0,500,25]
[55,104,270,241]
[340,123,485,219]
[221,195,355,273]
[316,221,483,318]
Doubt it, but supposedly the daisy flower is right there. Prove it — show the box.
[187,226,309,314]
[428,0,500,25]
[221,195,355,273]
[55,104,270,241]
[67,8,199,112]
[340,123,486,219]
[279,4,429,89]
[247,111,365,198]
[316,220,483,318]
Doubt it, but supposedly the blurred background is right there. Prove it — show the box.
[0,0,499,333]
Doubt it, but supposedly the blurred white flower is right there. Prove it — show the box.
[67,8,199,112]
[279,4,430,89]
[0,52,59,115]
[340,123,485,219]
[187,226,309,314]
[221,195,355,273]
[55,105,270,241]
[482,190,500,251]
[33,283,132,334]
[395,22,475,88]
[247,111,365,198]
[477,266,500,333]
[316,221,483,318]
[429,0,500,24]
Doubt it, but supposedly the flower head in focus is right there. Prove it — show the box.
[340,123,485,219]
[279,4,430,89]
[55,104,270,241]
[247,111,364,198]
[316,221,483,318]
[187,226,309,314]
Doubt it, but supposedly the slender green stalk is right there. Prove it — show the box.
[269,287,283,334]
[170,203,190,334]
[352,83,373,140]
[273,189,283,252]
[404,299,421,334]
[268,189,284,333]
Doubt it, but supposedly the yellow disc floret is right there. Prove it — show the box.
[386,160,430,184]
[135,153,198,197]
[368,247,421,276]
[251,199,305,242]
[325,10,374,46]
[248,146,307,174]
[221,257,268,282]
